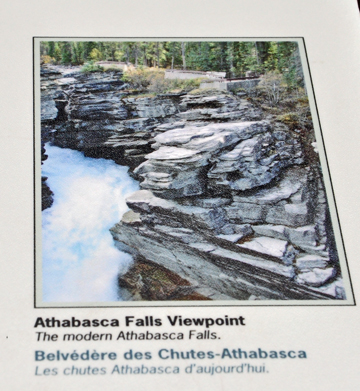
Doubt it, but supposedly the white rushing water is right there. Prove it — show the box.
[41,144,139,302]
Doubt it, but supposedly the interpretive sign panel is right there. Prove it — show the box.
[1,1,360,390]
[35,38,354,307]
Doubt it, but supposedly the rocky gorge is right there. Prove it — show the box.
[40,65,346,302]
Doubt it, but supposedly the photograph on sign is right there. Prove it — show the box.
[35,39,354,307]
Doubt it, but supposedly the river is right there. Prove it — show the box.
[41,143,139,303]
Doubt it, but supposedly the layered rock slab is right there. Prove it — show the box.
[40,67,344,300]
[111,210,333,300]
[113,118,344,299]
[135,121,272,198]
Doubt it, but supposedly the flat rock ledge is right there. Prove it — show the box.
[111,188,340,301]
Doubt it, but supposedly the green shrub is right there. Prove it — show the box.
[123,67,204,94]
[103,66,123,73]
[148,72,172,93]
[297,95,309,106]
[277,112,299,125]
[122,67,164,90]
[89,48,103,61]
[257,71,285,105]
[81,61,104,73]
[169,77,204,91]
[41,55,54,65]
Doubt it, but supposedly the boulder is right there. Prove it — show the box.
[208,132,303,192]
[295,254,329,270]
[296,267,336,287]
[123,96,179,118]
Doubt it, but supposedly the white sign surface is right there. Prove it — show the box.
[1,1,360,390]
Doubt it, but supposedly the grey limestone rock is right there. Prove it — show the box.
[236,236,297,265]
[41,97,58,122]
[225,167,313,227]
[135,121,272,198]
[41,67,343,300]
[134,146,208,198]
[295,254,329,270]
[123,96,179,118]
[126,190,227,234]
[296,267,336,287]
[208,131,303,192]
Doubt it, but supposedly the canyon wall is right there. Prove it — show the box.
[40,66,345,301]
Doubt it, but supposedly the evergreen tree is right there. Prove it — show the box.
[71,42,84,65]
[54,43,61,64]
[48,42,55,58]
[60,42,72,64]
[181,42,186,70]
[39,40,301,87]
[83,42,98,61]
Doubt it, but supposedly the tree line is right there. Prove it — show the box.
[40,41,303,81]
